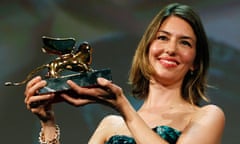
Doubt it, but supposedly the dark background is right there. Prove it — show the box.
[0,0,239,143]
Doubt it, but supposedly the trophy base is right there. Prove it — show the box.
[39,69,112,94]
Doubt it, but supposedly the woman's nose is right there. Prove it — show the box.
[165,40,177,55]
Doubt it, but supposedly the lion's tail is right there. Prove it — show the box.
[4,64,48,86]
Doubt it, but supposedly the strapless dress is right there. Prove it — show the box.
[105,125,181,144]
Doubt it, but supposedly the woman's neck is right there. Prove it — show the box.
[141,80,186,110]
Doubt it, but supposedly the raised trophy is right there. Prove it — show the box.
[5,36,112,95]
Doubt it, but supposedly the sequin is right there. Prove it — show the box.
[105,125,181,144]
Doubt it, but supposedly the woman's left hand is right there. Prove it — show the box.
[60,77,128,112]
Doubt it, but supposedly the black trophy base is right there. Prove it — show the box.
[38,69,112,94]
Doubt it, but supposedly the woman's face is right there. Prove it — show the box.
[149,16,196,86]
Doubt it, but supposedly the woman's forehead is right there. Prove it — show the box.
[158,16,196,40]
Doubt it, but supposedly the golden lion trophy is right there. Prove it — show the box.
[5,36,112,95]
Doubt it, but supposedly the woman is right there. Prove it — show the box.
[24,3,225,144]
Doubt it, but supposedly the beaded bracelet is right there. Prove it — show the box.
[39,125,60,144]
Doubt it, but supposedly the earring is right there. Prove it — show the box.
[190,70,194,75]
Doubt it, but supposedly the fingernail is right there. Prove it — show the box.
[49,93,54,97]
[98,77,106,81]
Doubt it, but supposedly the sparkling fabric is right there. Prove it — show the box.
[105,125,181,144]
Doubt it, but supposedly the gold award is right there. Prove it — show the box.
[5,36,112,94]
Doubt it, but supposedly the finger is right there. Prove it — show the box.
[97,77,122,96]
[25,76,42,91]
[67,80,116,101]
[26,93,54,104]
[60,93,95,106]
[25,93,54,109]
[26,94,53,109]
[24,81,46,104]
[25,80,47,100]
[66,80,105,95]
[66,80,80,91]
[25,76,43,98]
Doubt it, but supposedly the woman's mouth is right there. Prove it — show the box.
[159,58,179,68]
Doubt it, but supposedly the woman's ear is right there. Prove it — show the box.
[189,65,195,72]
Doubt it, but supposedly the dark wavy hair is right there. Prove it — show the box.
[128,3,209,105]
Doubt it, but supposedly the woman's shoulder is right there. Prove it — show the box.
[199,104,225,117]
[102,114,124,123]
[192,104,225,127]
[89,114,126,143]
[100,114,125,129]
[179,104,225,143]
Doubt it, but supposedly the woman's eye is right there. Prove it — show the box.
[181,41,192,47]
[157,35,168,41]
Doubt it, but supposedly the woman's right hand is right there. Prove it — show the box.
[24,76,55,123]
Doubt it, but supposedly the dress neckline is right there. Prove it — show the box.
[106,125,181,144]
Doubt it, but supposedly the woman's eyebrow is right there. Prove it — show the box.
[158,30,195,41]
[157,30,170,35]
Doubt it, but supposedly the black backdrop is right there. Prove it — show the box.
[0,0,239,143]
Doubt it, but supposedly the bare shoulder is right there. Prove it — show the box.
[97,114,126,134]
[101,114,124,126]
[191,104,225,124]
[199,104,225,121]
[89,114,125,143]
[103,114,124,121]
[178,104,225,143]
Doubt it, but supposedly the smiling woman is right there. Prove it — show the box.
[129,3,210,105]
[148,16,196,86]
[23,3,225,144]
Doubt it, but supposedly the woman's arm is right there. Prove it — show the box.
[62,78,169,144]
[24,76,60,144]
[177,105,225,144]
[62,78,225,144]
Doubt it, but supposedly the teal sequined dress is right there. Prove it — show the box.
[105,125,181,144]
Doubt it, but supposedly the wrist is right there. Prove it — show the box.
[39,124,60,144]
[40,115,56,126]
[38,108,55,123]
[41,121,56,129]
[118,97,136,121]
